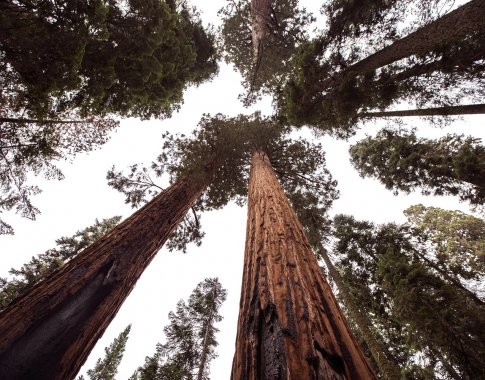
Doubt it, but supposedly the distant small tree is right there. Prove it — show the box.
[349,129,485,205]
[132,278,227,380]
[0,216,121,311]
[79,325,131,380]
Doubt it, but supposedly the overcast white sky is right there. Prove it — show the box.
[0,1,484,379]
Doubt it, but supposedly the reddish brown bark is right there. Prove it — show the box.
[231,149,376,379]
[0,177,208,380]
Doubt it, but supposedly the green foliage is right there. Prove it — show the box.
[83,325,131,380]
[132,278,227,380]
[279,0,485,135]
[0,118,118,233]
[0,0,218,119]
[349,129,485,205]
[218,0,314,104]
[0,216,121,311]
[107,113,338,252]
[405,205,485,279]
[331,214,485,379]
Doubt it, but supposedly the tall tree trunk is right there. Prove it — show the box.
[0,176,210,380]
[317,244,401,380]
[326,0,485,88]
[251,0,272,65]
[196,307,214,380]
[360,104,485,118]
[231,149,376,379]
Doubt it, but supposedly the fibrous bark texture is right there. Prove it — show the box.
[0,178,206,380]
[360,104,485,118]
[231,150,376,379]
[251,0,272,64]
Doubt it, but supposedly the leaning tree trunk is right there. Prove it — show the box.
[0,176,210,380]
[326,0,485,88]
[231,149,376,379]
[317,244,401,380]
[360,104,485,118]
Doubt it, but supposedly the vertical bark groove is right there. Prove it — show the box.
[0,177,207,380]
[231,149,376,379]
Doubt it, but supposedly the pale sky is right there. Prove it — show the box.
[0,1,484,379]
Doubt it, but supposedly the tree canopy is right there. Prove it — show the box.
[219,0,314,104]
[279,0,485,136]
[107,113,338,252]
[80,325,131,380]
[349,128,485,205]
[0,0,218,119]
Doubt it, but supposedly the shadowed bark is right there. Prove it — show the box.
[0,175,210,380]
[231,149,376,379]
[360,104,485,118]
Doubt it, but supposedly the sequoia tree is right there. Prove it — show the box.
[219,0,314,103]
[131,278,227,380]
[360,103,485,118]
[0,117,231,379]
[0,113,337,379]
[349,129,485,205]
[231,149,375,379]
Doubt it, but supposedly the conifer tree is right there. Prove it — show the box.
[349,129,485,205]
[331,214,485,379]
[0,113,337,379]
[231,148,375,378]
[79,325,131,380]
[281,0,485,135]
[132,278,227,380]
[219,0,314,103]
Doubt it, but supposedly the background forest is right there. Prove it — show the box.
[0,0,484,379]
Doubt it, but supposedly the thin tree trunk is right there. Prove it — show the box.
[413,250,484,306]
[0,176,210,380]
[197,306,214,380]
[360,104,485,118]
[0,117,90,124]
[317,244,401,380]
[326,0,485,88]
[231,149,376,379]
